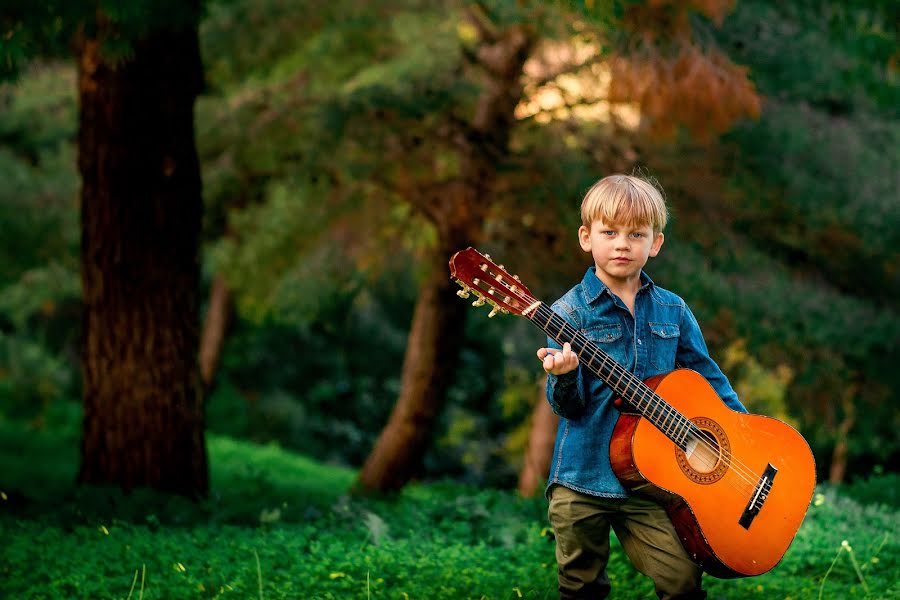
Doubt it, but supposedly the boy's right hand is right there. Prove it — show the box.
[537,342,579,375]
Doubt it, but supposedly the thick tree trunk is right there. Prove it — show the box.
[356,246,470,491]
[517,374,559,497]
[76,19,208,497]
[199,273,232,390]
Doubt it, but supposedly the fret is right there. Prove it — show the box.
[584,348,596,372]
[597,353,616,384]
[659,405,670,432]
[661,407,674,435]
[624,375,643,408]
[552,315,566,340]
[611,364,626,396]
[615,373,632,401]
[677,420,689,448]
[634,388,651,413]
[649,398,663,424]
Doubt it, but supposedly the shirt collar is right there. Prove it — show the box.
[580,267,655,305]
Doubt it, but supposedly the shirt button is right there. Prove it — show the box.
[637,339,642,345]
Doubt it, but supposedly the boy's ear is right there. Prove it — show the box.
[649,232,665,257]
[578,225,592,252]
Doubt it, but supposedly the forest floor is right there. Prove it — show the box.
[0,420,897,599]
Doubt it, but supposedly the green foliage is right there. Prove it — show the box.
[0,61,80,424]
[205,262,414,466]
[719,0,898,115]
[718,0,899,299]
[837,468,900,509]
[1,420,898,599]
[1,1,205,81]
[0,332,73,420]
[720,339,793,423]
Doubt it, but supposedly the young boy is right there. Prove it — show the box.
[536,174,747,600]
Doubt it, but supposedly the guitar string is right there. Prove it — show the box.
[463,264,771,498]
[532,302,765,495]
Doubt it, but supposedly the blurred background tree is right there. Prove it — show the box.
[3,0,209,496]
[1,0,897,497]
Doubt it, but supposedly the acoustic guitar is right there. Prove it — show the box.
[449,247,816,578]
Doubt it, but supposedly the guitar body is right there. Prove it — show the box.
[610,369,816,578]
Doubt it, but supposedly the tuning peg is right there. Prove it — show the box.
[484,254,491,260]
[488,306,500,318]
[513,274,520,281]
[499,264,505,270]
[456,285,471,299]
[480,263,488,272]
[472,296,486,307]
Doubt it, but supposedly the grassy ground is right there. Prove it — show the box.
[0,420,896,599]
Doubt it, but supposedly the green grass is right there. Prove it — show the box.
[0,420,897,599]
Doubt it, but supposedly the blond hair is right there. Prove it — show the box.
[580,174,668,233]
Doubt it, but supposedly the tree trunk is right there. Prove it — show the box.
[199,273,232,390]
[356,18,534,493]
[76,18,208,497]
[828,383,858,485]
[518,374,559,497]
[356,245,470,491]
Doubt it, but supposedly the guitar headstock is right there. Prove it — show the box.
[449,247,538,318]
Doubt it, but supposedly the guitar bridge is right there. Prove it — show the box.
[739,463,777,530]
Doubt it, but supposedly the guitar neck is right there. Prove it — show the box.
[528,301,695,448]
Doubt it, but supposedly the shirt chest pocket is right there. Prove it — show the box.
[582,323,625,368]
[649,322,679,371]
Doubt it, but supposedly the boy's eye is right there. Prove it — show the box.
[602,230,616,236]
[631,232,645,238]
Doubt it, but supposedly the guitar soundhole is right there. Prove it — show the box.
[675,417,730,485]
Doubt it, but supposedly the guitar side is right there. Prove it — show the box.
[610,369,817,578]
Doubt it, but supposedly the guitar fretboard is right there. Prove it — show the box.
[530,302,698,449]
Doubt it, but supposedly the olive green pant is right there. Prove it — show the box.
[547,484,706,600]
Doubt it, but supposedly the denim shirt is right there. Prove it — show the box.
[545,267,746,498]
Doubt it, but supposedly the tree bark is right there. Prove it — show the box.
[828,383,858,485]
[199,273,232,390]
[76,18,208,497]
[518,374,559,497]
[355,245,471,491]
[356,19,534,493]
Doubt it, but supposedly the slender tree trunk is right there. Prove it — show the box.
[199,273,232,390]
[77,17,208,497]
[828,383,858,485]
[356,245,470,491]
[518,374,559,497]
[356,18,534,493]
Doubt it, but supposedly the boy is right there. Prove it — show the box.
[536,174,747,600]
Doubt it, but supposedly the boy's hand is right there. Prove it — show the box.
[538,342,579,375]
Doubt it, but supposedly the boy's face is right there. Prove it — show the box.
[578,219,664,286]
